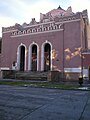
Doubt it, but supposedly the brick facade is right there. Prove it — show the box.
[0,6,89,78]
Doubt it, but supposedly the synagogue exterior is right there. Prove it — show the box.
[0,6,90,78]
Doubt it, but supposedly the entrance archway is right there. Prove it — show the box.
[20,46,25,71]
[44,43,51,71]
[17,44,27,71]
[31,45,37,71]
[28,42,39,71]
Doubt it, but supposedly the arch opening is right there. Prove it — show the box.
[31,45,37,71]
[44,43,51,71]
[20,46,25,71]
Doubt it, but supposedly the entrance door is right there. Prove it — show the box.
[20,46,25,71]
[31,45,37,71]
[44,43,51,71]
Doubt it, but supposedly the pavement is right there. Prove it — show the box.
[0,85,90,120]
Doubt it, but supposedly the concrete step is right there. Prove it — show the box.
[15,71,48,80]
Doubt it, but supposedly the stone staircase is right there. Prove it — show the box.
[15,71,48,80]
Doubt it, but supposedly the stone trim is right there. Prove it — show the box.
[2,29,18,34]
[82,52,90,54]
[64,68,81,72]
[56,19,80,25]
[11,29,63,38]
[3,19,80,34]
[24,21,54,28]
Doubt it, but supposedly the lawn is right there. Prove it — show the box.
[0,80,80,90]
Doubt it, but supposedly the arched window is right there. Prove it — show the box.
[23,30,26,34]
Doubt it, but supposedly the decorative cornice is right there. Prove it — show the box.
[24,21,54,28]
[11,29,63,38]
[2,11,84,34]
[2,29,18,34]
[2,18,81,37]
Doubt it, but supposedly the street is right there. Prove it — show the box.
[0,85,90,120]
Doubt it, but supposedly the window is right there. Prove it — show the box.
[23,30,27,34]
[27,29,30,33]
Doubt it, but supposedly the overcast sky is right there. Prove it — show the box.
[0,0,90,37]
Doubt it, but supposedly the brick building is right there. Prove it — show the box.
[0,37,1,53]
[0,6,90,78]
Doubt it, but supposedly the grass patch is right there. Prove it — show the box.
[0,81,79,90]
[29,82,77,89]
[0,81,26,86]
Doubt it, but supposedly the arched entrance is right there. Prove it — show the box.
[44,43,51,71]
[17,43,27,71]
[20,46,25,71]
[31,45,37,71]
[28,42,39,71]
